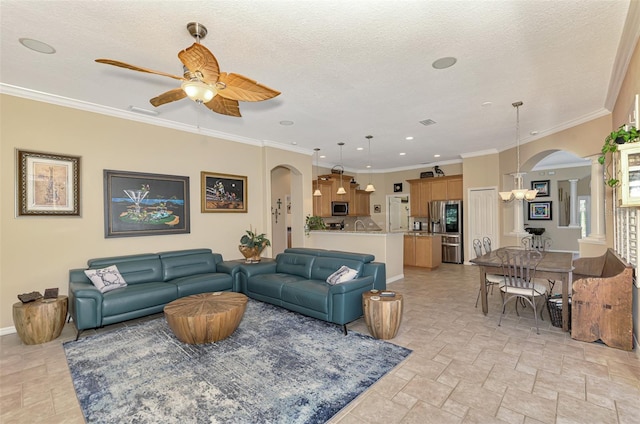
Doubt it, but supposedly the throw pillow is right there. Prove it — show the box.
[326,266,359,285]
[84,265,127,293]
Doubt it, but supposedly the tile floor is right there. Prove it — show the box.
[1,264,639,423]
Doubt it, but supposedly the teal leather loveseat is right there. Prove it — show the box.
[68,248,238,339]
[237,248,386,333]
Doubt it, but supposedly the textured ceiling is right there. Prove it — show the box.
[0,0,637,172]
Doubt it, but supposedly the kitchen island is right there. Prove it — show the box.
[306,231,404,283]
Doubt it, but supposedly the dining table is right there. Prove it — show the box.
[470,248,574,332]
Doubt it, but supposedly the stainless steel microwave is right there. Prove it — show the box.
[331,202,349,216]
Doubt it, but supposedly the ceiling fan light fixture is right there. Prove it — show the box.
[181,79,216,103]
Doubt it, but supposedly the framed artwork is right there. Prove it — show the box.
[16,149,80,216]
[201,171,247,213]
[103,170,190,238]
[393,183,403,192]
[528,201,552,220]
[531,180,550,197]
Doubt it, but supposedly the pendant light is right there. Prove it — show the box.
[364,135,376,192]
[313,148,322,197]
[499,101,538,202]
[336,142,347,195]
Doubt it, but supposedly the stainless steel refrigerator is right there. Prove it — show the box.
[429,200,463,264]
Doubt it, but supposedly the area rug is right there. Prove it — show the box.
[64,299,412,424]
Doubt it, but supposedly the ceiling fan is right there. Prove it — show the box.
[95,22,280,117]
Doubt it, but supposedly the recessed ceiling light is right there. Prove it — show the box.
[434,154,441,158]
[291,141,297,145]
[366,165,371,168]
[530,130,539,135]
[405,136,414,140]
[19,38,56,54]
[481,101,493,107]
[279,120,294,126]
[399,152,406,156]
[357,147,364,151]
[320,155,326,159]
[432,57,457,69]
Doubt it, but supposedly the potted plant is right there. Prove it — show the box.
[239,227,271,263]
[598,125,640,187]
[305,215,325,230]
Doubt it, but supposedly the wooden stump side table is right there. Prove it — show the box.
[362,291,403,340]
[12,295,68,345]
[164,292,248,344]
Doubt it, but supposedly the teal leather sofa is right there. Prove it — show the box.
[68,248,238,339]
[237,248,386,333]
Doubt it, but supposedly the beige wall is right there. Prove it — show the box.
[0,95,311,329]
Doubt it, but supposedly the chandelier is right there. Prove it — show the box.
[499,101,538,202]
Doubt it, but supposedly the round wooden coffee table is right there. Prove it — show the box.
[12,296,68,345]
[362,291,403,340]
[164,292,248,344]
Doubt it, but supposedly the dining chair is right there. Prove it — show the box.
[521,236,556,292]
[496,247,548,334]
[473,238,504,308]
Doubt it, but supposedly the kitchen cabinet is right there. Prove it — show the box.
[408,180,430,217]
[313,174,370,217]
[352,190,371,216]
[403,233,442,269]
[408,175,463,216]
[312,179,333,217]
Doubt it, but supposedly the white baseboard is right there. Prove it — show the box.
[386,274,404,284]
[0,326,17,336]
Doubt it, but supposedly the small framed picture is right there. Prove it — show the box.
[201,172,247,213]
[528,201,552,220]
[531,180,550,197]
[16,149,81,216]
[393,183,403,192]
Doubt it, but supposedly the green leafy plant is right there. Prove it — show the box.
[240,227,271,248]
[598,125,640,187]
[305,215,325,230]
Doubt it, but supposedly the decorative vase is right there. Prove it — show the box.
[238,244,265,263]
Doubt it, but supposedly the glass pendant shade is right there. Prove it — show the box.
[500,102,538,202]
[181,79,215,103]
[313,148,322,196]
[365,135,376,192]
[336,142,346,195]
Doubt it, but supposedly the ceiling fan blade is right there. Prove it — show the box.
[95,59,184,81]
[216,72,281,102]
[150,88,187,107]
[178,43,220,85]
[203,96,241,117]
